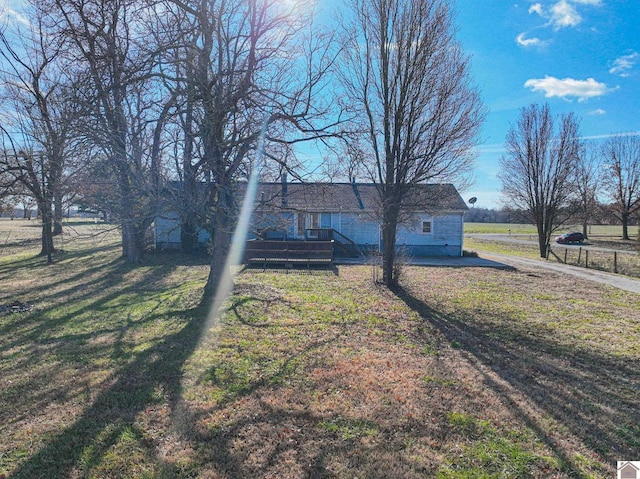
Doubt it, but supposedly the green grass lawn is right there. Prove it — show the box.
[1,220,638,478]
[464,222,539,234]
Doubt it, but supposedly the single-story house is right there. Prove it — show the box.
[154,180,469,257]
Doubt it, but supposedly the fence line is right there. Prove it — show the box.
[547,246,640,279]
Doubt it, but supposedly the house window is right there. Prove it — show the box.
[422,220,432,234]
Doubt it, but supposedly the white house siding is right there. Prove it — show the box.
[155,213,212,249]
[396,213,464,256]
[336,213,380,251]
[330,211,464,256]
[155,213,181,248]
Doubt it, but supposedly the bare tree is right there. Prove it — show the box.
[0,176,14,217]
[338,0,484,286]
[499,103,581,257]
[600,133,640,240]
[575,143,600,238]
[0,6,75,262]
[0,171,24,218]
[50,0,171,263]
[159,0,338,298]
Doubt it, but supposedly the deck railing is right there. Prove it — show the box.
[244,239,334,268]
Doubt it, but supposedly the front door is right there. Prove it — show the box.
[296,213,321,238]
[297,213,306,238]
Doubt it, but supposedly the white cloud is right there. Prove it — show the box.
[549,0,582,29]
[581,131,640,141]
[516,33,548,47]
[529,3,544,15]
[527,0,602,30]
[609,52,639,77]
[524,76,610,101]
[0,1,29,26]
[589,108,606,115]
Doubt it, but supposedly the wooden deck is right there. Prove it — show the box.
[244,240,334,268]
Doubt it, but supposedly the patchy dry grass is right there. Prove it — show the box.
[548,245,640,278]
[1,220,639,478]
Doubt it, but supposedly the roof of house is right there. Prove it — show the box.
[254,182,468,213]
[163,180,468,213]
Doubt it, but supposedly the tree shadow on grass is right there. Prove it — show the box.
[1,240,210,478]
[392,284,639,478]
[0,253,185,357]
[7,299,210,479]
[7,307,362,478]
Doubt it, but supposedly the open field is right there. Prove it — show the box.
[464,222,636,237]
[1,220,639,478]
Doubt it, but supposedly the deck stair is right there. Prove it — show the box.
[305,228,361,258]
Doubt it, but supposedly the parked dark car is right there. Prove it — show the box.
[555,232,585,244]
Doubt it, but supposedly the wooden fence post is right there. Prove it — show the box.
[564,249,568,264]
[578,247,582,265]
[585,249,589,269]
[614,251,618,274]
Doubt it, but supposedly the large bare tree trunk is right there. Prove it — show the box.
[117,168,145,263]
[122,221,145,263]
[202,186,235,301]
[53,188,64,236]
[38,198,55,263]
[381,198,400,286]
[621,212,631,241]
[381,225,397,286]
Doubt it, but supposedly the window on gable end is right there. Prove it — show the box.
[422,220,432,234]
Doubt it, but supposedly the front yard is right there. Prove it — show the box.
[1,220,638,478]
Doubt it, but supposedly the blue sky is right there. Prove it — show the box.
[313,0,640,209]
[455,0,640,208]
[2,0,638,210]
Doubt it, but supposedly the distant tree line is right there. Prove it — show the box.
[465,204,639,227]
[464,207,521,224]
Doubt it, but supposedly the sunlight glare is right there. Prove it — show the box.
[201,117,269,342]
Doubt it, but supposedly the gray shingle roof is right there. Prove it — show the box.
[254,182,468,213]
[164,180,468,213]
